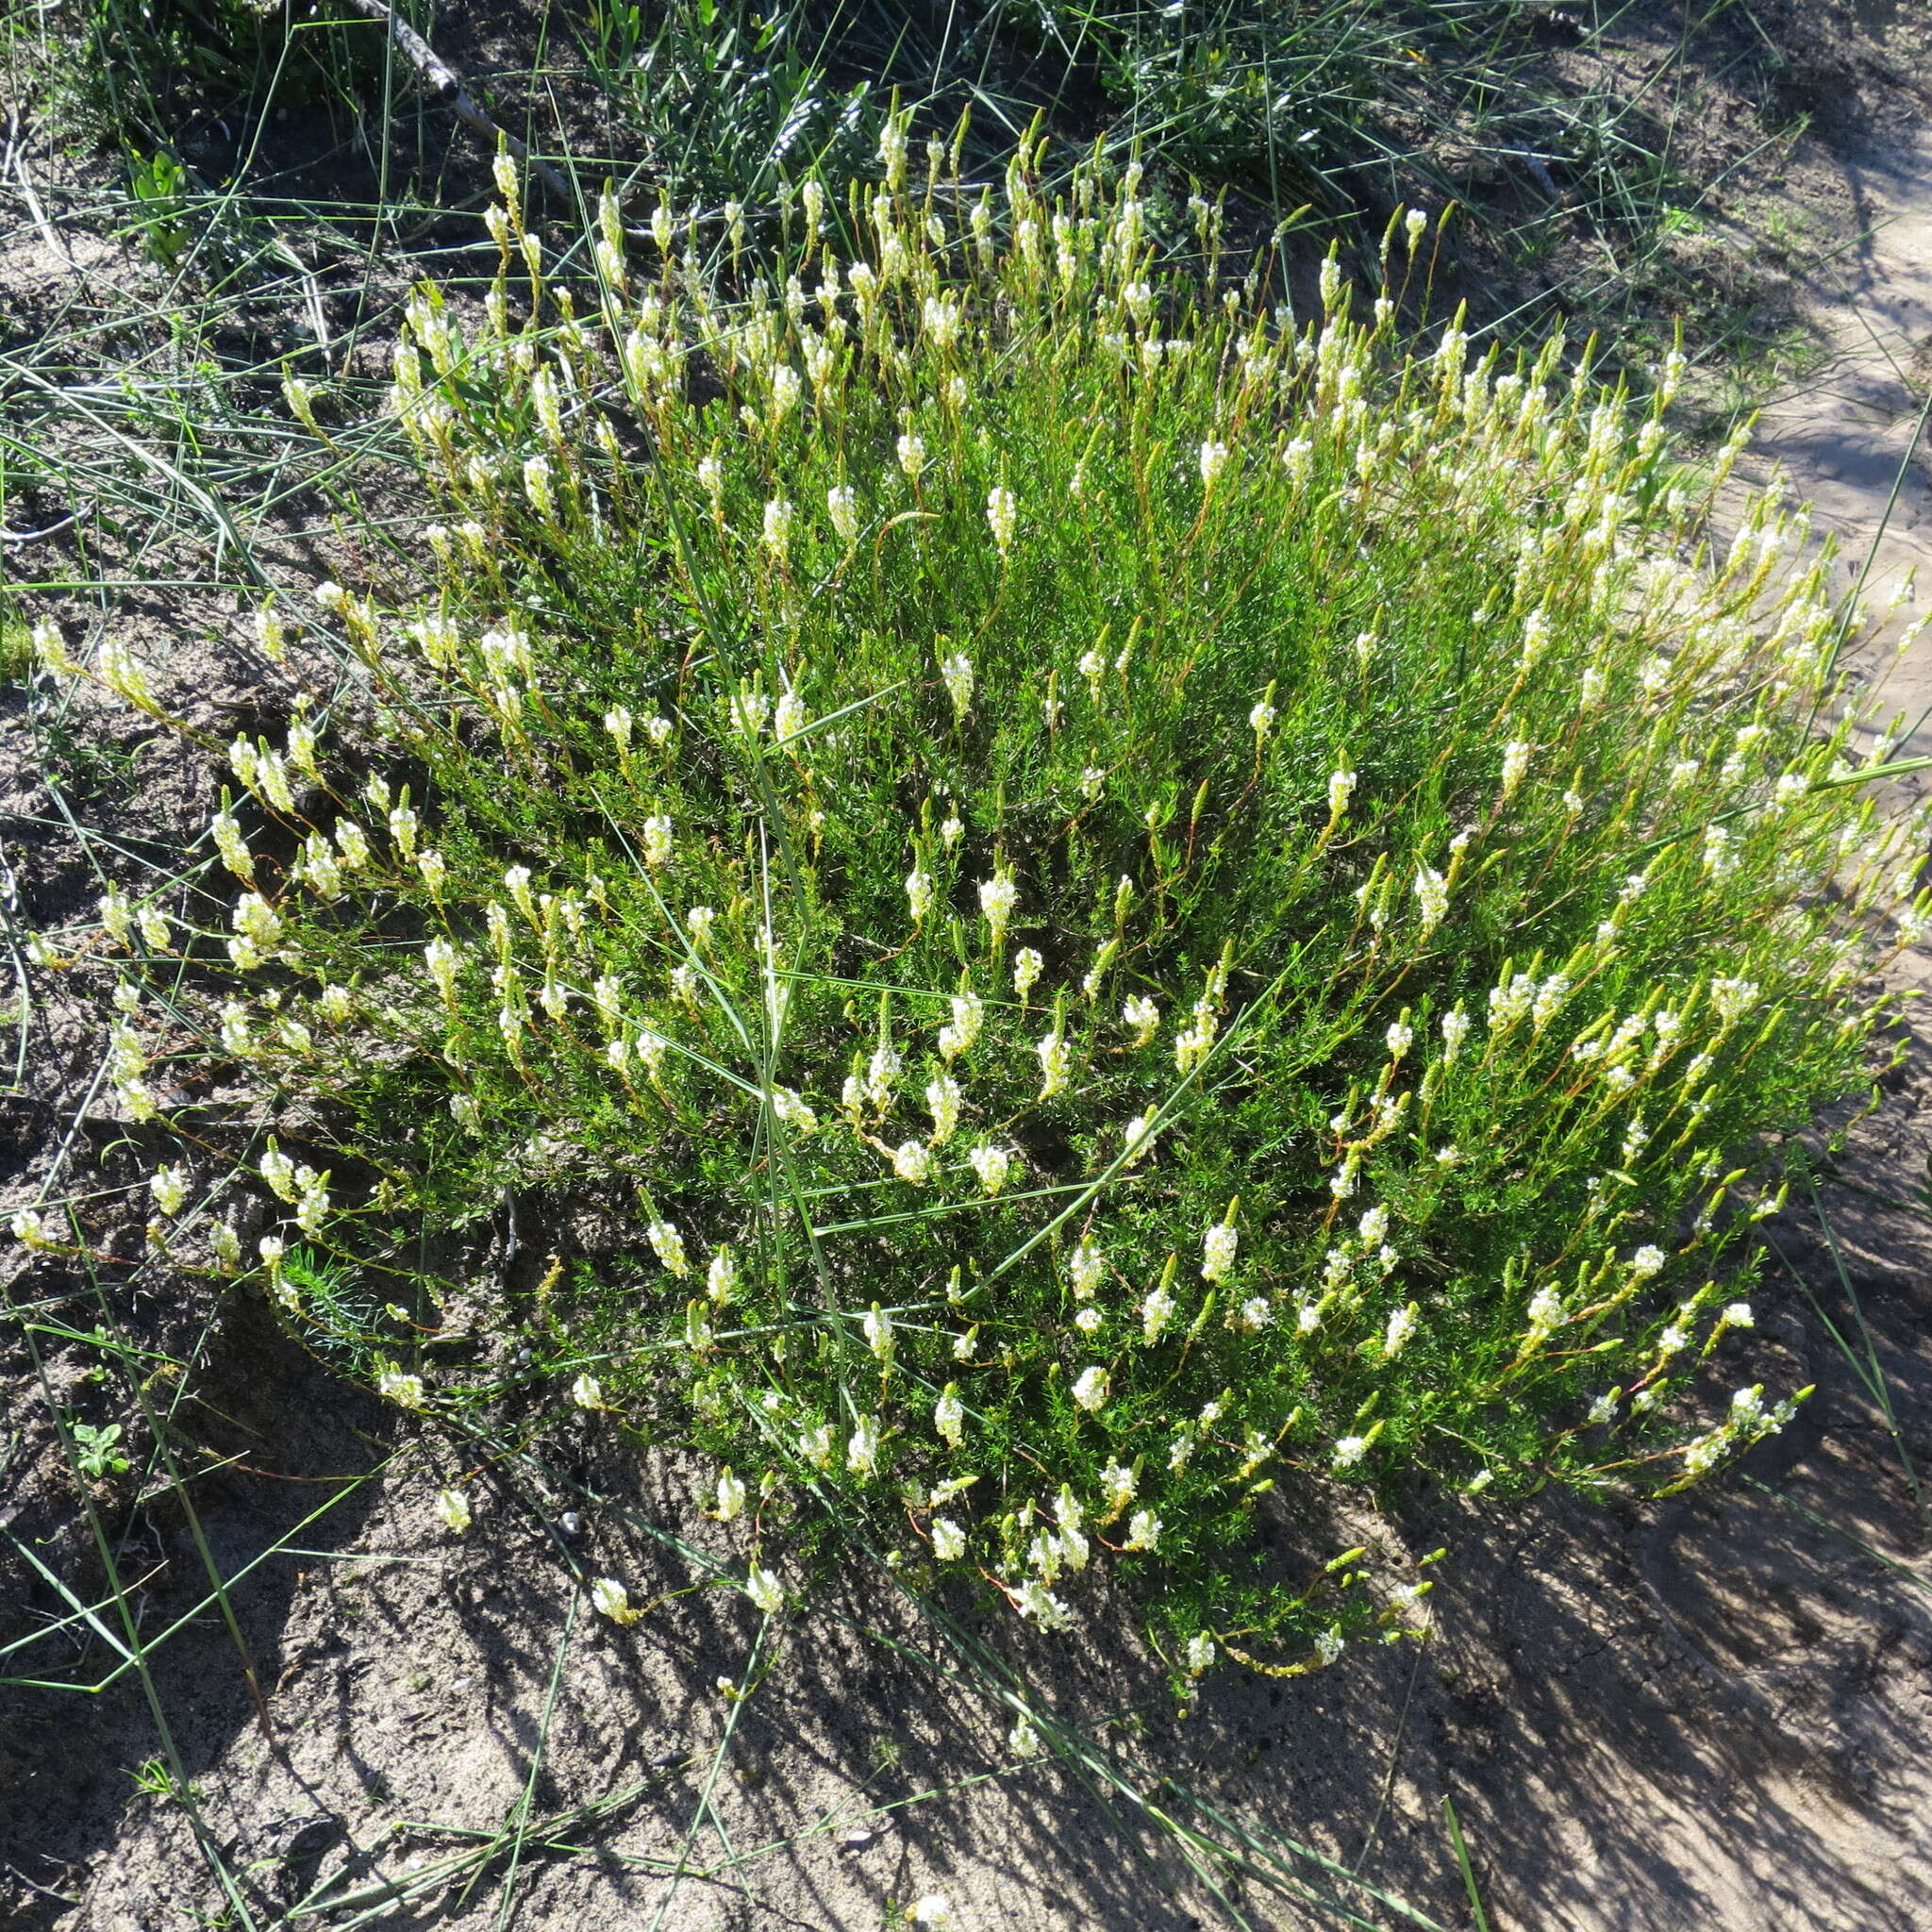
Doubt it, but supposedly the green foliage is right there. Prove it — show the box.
[56,136,1924,1667]
[69,1418,130,1479]
[29,0,1766,372]
[577,0,879,212]
[126,1754,200,1804]
[0,596,34,685]
[277,1243,389,1372]
[71,0,374,144]
[126,147,189,270]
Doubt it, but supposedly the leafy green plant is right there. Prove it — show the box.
[275,1242,391,1370]
[126,1754,201,1804]
[37,131,1927,1672]
[126,147,189,270]
[0,597,33,685]
[69,1418,131,1480]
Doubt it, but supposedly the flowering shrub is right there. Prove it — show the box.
[40,130,1928,1667]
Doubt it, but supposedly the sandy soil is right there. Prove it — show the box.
[1732,141,1932,798]
[7,1042,1930,1932]
[7,6,1932,1929]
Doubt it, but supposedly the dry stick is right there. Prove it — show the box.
[0,513,76,545]
[344,0,574,206]
[2,108,74,266]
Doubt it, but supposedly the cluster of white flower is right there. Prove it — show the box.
[648,1219,690,1275]
[846,1415,881,1475]
[1036,1023,1071,1099]
[1491,733,1529,797]
[730,688,771,738]
[941,651,975,719]
[257,1141,331,1236]
[968,1142,1011,1195]
[1679,1383,1801,1480]
[100,1018,154,1121]
[149,1164,190,1217]
[227,892,283,972]
[1709,976,1758,1025]
[11,1208,55,1250]
[924,1074,961,1145]
[979,874,1019,949]
[1174,954,1229,1074]
[1412,864,1448,933]
[1012,946,1043,1003]
[591,1576,641,1625]
[865,1038,903,1111]
[940,988,982,1059]
[986,485,1018,555]
[376,1367,426,1409]
[1068,1239,1106,1302]
[1199,1215,1239,1284]
[1141,1279,1176,1342]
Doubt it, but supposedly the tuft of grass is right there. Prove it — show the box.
[17,0,1820,390]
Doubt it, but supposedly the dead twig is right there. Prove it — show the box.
[3,108,75,267]
[1,512,76,546]
[345,0,574,207]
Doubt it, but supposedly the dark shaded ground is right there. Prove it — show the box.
[6,1041,1930,1930]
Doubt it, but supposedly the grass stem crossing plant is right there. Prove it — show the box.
[32,128,1929,1666]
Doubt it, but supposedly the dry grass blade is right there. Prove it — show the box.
[288,1768,685,1923]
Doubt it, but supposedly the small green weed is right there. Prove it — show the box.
[126,147,189,270]
[36,716,140,802]
[278,1243,389,1371]
[128,1754,199,1804]
[0,599,33,685]
[68,1418,130,1480]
